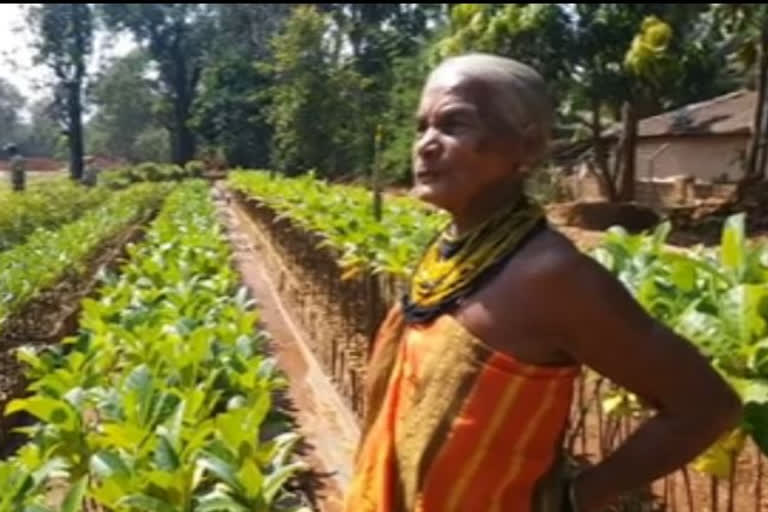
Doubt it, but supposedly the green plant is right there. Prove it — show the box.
[3,181,306,511]
[0,178,113,253]
[228,170,446,278]
[0,183,168,330]
[592,213,768,477]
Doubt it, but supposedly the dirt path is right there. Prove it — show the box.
[213,185,358,512]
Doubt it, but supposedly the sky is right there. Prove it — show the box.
[0,4,135,114]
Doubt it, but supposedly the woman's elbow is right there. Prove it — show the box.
[707,384,743,433]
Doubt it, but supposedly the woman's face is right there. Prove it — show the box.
[411,71,522,215]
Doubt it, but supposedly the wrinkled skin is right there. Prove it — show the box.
[412,68,526,232]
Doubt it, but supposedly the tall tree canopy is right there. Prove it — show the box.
[27,3,93,180]
[88,50,164,163]
[100,4,216,165]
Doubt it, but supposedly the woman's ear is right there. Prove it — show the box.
[519,123,549,167]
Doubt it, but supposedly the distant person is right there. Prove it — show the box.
[5,144,25,192]
[82,156,100,187]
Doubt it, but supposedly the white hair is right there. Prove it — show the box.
[428,53,554,165]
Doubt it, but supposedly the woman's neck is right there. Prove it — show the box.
[448,179,525,237]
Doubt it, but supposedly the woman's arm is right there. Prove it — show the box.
[531,251,742,511]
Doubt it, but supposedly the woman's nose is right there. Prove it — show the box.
[416,128,441,160]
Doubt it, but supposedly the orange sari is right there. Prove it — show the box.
[344,307,579,512]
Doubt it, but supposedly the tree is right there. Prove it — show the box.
[434,4,733,201]
[100,4,216,165]
[434,4,573,100]
[714,4,768,182]
[27,4,93,181]
[191,57,274,169]
[19,98,62,158]
[0,78,26,148]
[267,5,368,176]
[190,4,293,168]
[87,50,164,162]
[617,7,733,200]
[329,4,446,178]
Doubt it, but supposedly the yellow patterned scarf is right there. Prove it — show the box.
[401,195,546,324]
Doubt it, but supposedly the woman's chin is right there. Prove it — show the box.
[412,182,453,210]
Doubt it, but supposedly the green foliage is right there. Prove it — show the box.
[435,4,572,94]
[0,183,167,330]
[0,78,26,149]
[185,160,205,178]
[592,215,768,475]
[229,170,446,279]
[18,99,63,158]
[132,127,171,164]
[191,56,274,169]
[27,3,93,181]
[99,4,217,164]
[267,6,368,176]
[87,50,166,163]
[100,162,198,189]
[2,182,307,510]
[0,179,112,252]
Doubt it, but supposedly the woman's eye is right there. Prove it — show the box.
[440,119,463,134]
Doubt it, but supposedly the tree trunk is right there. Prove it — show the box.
[591,97,609,177]
[590,96,617,201]
[747,17,768,180]
[171,111,196,165]
[169,43,197,165]
[618,101,637,202]
[170,84,196,165]
[68,3,86,182]
[67,81,84,182]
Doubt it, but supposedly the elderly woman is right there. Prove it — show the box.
[343,54,742,512]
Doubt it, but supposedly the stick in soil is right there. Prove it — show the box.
[756,447,763,512]
[711,475,720,512]
[727,467,735,512]
[682,467,694,512]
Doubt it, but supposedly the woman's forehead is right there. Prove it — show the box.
[419,73,493,117]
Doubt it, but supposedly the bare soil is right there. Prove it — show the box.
[213,184,359,512]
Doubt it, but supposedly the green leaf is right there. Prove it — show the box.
[61,476,88,512]
[238,459,263,500]
[155,435,180,471]
[721,213,746,279]
[195,490,250,512]
[90,451,131,480]
[100,424,148,450]
[264,462,307,505]
[117,494,177,512]
[692,428,746,477]
[30,456,69,486]
[669,259,696,293]
[5,396,74,429]
[197,454,244,495]
[23,506,55,512]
